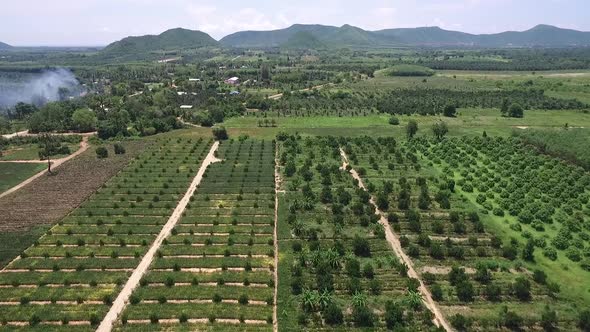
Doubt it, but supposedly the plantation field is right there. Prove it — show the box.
[0,163,46,193]
[276,136,438,330]
[114,138,276,330]
[343,136,584,330]
[0,137,213,327]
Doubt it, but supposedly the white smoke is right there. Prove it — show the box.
[0,68,84,108]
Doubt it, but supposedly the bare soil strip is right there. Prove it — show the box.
[339,148,452,332]
[96,142,221,332]
[272,142,280,332]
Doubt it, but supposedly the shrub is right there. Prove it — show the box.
[352,236,371,257]
[323,303,344,325]
[450,314,471,331]
[29,314,41,326]
[96,147,108,159]
[456,281,475,302]
[384,301,404,329]
[579,310,590,331]
[352,305,375,327]
[114,143,126,155]
[431,284,444,301]
[512,277,531,301]
[238,294,249,305]
[388,117,400,125]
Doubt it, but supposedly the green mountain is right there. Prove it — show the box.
[220,24,339,48]
[220,24,590,48]
[0,41,12,50]
[374,26,476,46]
[477,25,590,47]
[101,28,218,56]
[281,31,327,49]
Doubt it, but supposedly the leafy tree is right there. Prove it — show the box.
[71,108,97,132]
[522,239,535,262]
[432,121,449,141]
[406,120,418,139]
[443,104,457,117]
[508,103,524,118]
[212,126,228,140]
[38,134,61,174]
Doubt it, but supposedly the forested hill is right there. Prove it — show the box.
[100,28,219,56]
[220,24,590,48]
[0,41,12,50]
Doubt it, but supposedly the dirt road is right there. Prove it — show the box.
[1,130,29,139]
[0,136,91,200]
[96,141,221,332]
[339,148,452,332]
[272,143,280,332]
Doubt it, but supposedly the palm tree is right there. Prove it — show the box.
[405,290,423,311]
[325,249,341,269]
[301,289,318,312]
[351,291,367,309]
[318,290,332,310]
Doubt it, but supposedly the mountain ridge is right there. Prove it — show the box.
[220,24,590,48]
[0,41,13,50]
[101,28,218,56]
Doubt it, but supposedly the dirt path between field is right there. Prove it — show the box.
[0,135,91,200]
[272,143,280,332]
[339,148,452,332]
[96,142,221,332]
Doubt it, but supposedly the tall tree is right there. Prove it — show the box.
[39,133,60,174]
[432,121,449,141]
[406,120,418,139]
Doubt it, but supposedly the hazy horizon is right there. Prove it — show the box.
[1,0,589,47]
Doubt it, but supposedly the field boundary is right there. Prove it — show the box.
[339,148,452,332]
[96,141,221,332]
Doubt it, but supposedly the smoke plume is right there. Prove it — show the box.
[0,68,84,108]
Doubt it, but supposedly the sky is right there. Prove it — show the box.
[1,0,589,46]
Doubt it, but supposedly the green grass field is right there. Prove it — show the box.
[0,163,46,193]
[222,108,590,139]
[0,143,79,161]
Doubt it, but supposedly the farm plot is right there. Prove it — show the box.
[343,136,582,330]
[276,136,437,331]
[0,137,213,328]
[114,138,276,331]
